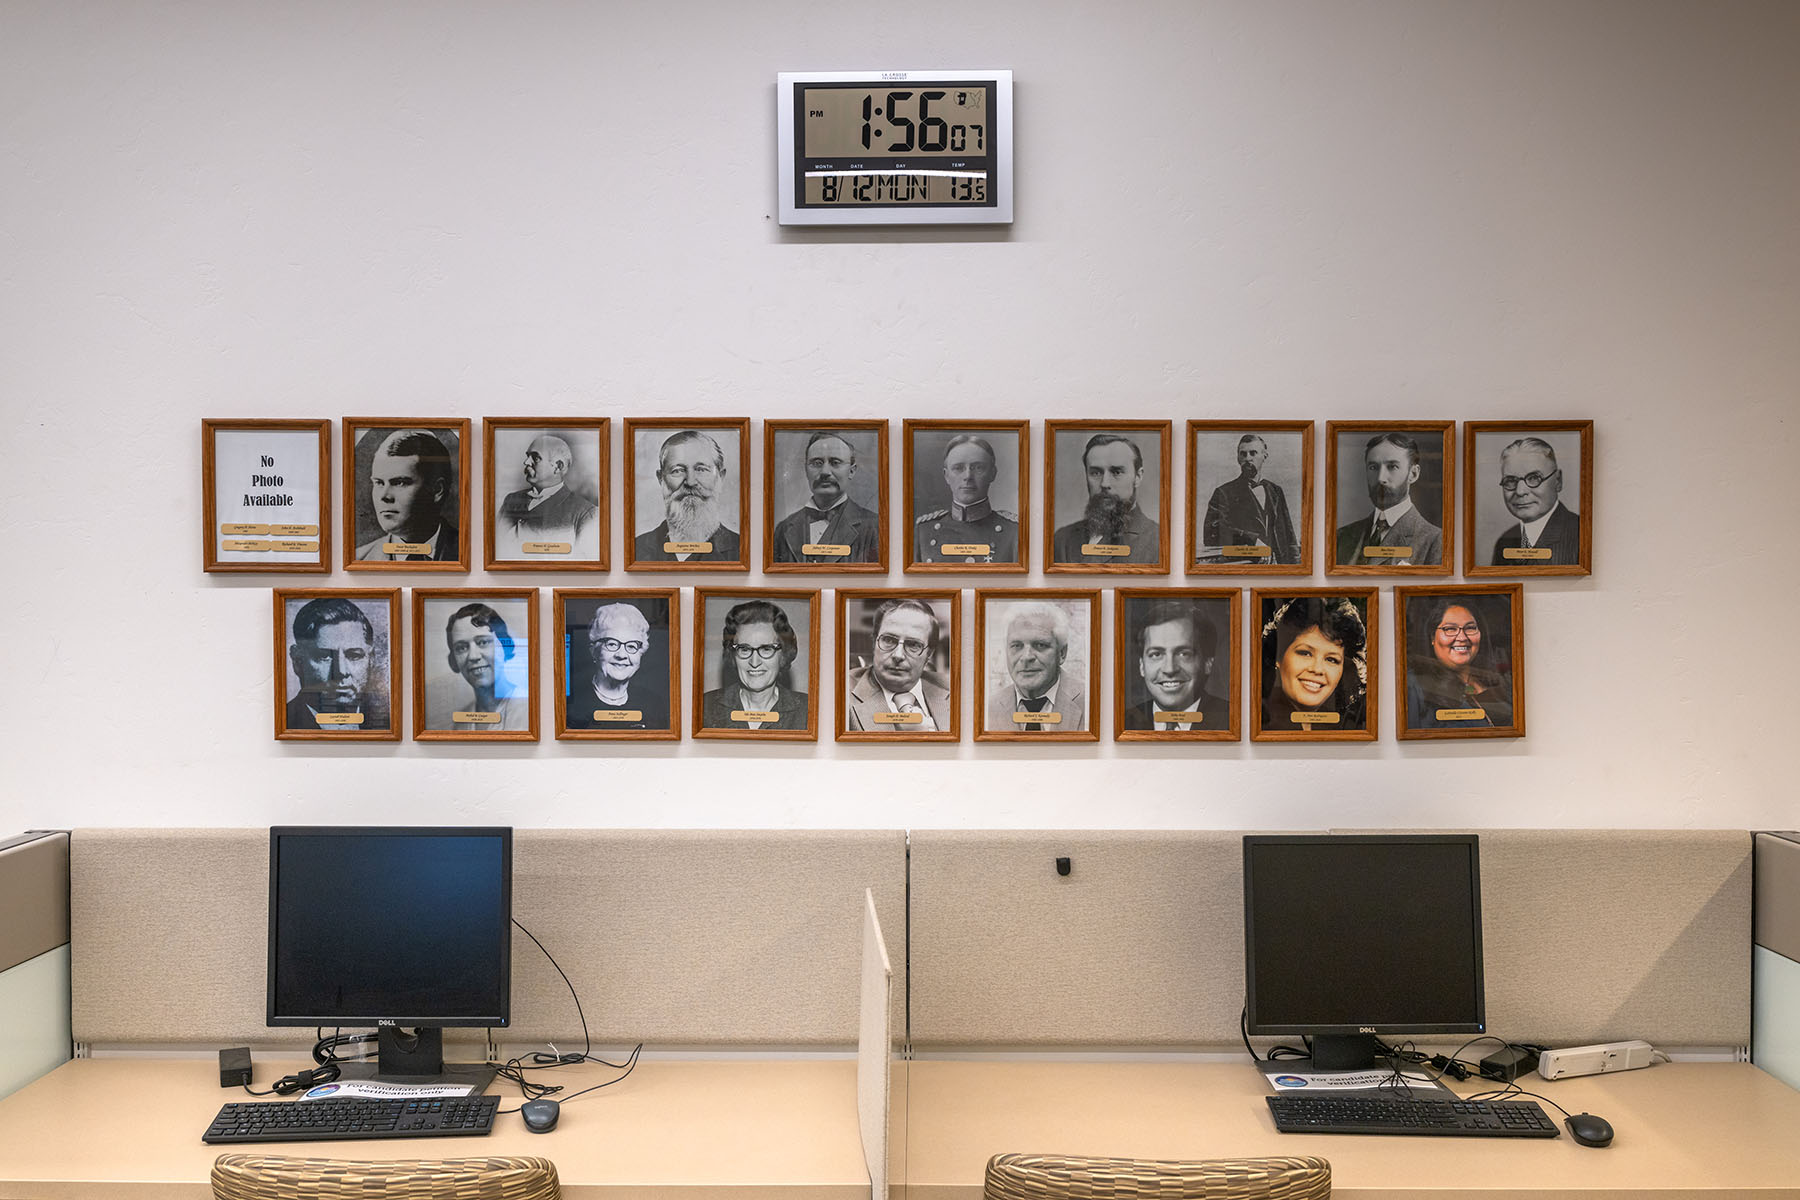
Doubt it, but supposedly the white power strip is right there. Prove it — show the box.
[1537,1039,1656,1080]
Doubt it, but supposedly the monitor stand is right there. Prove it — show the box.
[331,1027,497,1094]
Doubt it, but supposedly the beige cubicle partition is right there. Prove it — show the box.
[69,828,907,1050]
[0,830,71,1100]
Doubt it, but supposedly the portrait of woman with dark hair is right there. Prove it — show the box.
[700,597,811,731]
[1400,590,1520,736]
[1258,594,1370,734]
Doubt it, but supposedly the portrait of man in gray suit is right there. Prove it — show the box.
[841,596,954,736]
[980,598,1091,735]
[1332,430,1444,568]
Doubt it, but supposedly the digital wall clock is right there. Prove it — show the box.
[777,70,1013,226]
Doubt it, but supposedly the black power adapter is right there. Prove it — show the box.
[218,1047,252,1089]
[1480,1045,1539,1082]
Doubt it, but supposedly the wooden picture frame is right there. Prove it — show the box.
[1462,420,1593,577]
[1113,588,1241,742]
[903,420,1030,573]
[553,589,681,741]
[1249,588,1380,743]
[411,588,540,742]
[1324,420,1454,576]
[203,419,331,573]
[1395,584,1525,740]
[273,588,401,741]
[341,418,472,572]
[835,589,961,743]
[974,589,1102,742]
[691,588,820,741]
[484,417,610,572]
[1043,420,1172,575]
[623,417,751,572]
[762,419,889,573]
[1185,420,1312,575]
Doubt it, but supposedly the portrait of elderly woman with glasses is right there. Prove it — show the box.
[842,597,953,735]
[700,597,811,732]
[563,598,671,733]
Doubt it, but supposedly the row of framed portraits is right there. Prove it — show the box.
[275,583,1524,746]
[208,417,1593,578]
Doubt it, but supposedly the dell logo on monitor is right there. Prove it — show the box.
[1359,1027,1379,1034]
[378,1019,397,1027]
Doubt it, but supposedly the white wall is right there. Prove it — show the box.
[3,0,1796,832]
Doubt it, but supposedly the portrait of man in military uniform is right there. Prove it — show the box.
[904,421,1028,573]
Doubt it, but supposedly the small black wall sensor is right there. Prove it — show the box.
[1055,856,1072,876]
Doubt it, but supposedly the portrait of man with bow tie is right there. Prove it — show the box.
[765,422,887,572]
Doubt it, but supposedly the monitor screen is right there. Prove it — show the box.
[1243,834,1483,1067]
[267,826,512,1028]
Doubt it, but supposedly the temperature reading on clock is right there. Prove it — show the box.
[778,70,1012,225]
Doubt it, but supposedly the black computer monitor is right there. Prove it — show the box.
[267,826,512,1090]
[1242,833,1484,1072]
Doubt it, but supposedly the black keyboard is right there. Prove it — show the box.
[203,1095,499,1144]
[1267,1093,1560,1137]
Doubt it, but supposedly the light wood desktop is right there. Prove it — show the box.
[897,1060,1800,1200]
[0,1057,870,1200]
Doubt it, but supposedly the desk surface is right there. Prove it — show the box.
[897,1060,1800,1200]
[0,1057,870,1200]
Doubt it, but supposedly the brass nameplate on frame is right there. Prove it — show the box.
[271,540,318,553]
[941,542,991,556]
[1013,711,1063,725]
[664,541,713,554]
[222,523,270,535]
[1360,546,1413,558]
[732,709,779,722]
[1435,708,1488,722]
[384,541,431,555]
[314,713,365,726]
[221,539,270,552]
[874,712,923,725]
[1154,711,1206,724]
[1288,711,1341,724]
[802,543,851,556]
[454,711,503,724]
[1081,544,1130,557]
[522,542,572,554]
[593,709,644,722]
[269,524,319,537]
[1504,547,1553,560]
[1221,545,1272,558]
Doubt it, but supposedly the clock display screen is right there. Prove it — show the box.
[794,80,996,208]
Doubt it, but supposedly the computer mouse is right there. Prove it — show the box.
[1564,1111,1613,1147]
[520,1099,560,1133]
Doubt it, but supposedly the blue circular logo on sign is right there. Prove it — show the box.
[1272,1075,1308,1088]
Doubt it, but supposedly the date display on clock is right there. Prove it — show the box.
[778,70,1013,225]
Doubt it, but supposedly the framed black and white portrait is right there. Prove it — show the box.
[273,588,400,741]
[342,418,471,572]
[1463,421,1592,577]
[411,589,539,741]
[1325,421,1454,576]
[1396,584,1524,740]
[835,589,961,743]
[1113,588,1240,742]
[1250,588,1379,743]
[903,420,1029,573]
[1044,420,1171,574]
[623,418,750,571]
[554,589,679,741]
[484,418,609,571]
[692,588,819,740]
[974,590,1101,742]
[1186,420,1312,575]
[204,419,331,573]
[763,420,888,573]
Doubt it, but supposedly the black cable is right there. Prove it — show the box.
[512,917,592,1059]
[1238,1006,1308,1064]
